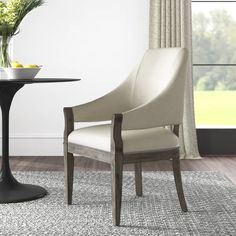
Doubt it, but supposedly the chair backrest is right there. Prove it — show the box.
[71,47,188,125]
[130,48,188,108]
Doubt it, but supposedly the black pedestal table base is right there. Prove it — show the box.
[0,181,47,203]
[0,78,79,203]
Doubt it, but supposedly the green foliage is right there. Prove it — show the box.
[0,0,44,36]
[196,76,212,90]
[193,9,236,91]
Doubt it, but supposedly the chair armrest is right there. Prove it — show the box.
[64,107,74,142]
[72,68,137,122]
[72,92,130,123]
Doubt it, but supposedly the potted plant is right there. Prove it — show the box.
[0,0,44,68]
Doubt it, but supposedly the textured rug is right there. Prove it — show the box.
[0,171,235,236]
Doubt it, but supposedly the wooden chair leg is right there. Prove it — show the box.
[134,163,143,196]
[172,156,188,212]
[111,157,123,226]
[64,151,74,205]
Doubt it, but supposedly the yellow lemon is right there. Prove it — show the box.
[24,64,39,68]
[11,61,23,68]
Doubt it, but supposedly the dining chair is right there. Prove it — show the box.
[64,47,188,226]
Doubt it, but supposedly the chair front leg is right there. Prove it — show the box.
[111,154,123,226]
[134,163,143,196]
[64,150,74,205]
[63,107,75,205]
[172,155,188,212]
[111,114,124,226]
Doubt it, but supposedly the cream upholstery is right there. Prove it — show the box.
[72,48,188,129]
[68,124,179,153]
[69,47,188,153]
[123,48,188,130]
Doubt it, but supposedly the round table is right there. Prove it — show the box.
[0,78,80,203]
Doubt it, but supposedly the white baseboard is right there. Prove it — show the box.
[0,134,63,156]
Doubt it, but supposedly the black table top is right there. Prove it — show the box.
[0,78,80,84]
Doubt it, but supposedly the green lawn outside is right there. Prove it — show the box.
[194,91,236,126]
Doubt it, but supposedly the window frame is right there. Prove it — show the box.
[192,0,236,155]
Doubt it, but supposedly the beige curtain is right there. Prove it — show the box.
[149,0,201,159]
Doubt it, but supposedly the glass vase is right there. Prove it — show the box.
[0,35,12,68]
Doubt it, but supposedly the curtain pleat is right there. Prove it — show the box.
[171,0,176,46]
[176,0,181,47]
[149,0,201,159]
[161,1,166,47]
[165,0,171,47]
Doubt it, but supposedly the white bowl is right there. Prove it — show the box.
[3,67,41,79]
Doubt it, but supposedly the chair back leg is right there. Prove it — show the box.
[64,151,74,205]
[111,155,123,226]
[134,163,143,196]
[172,155,188,212]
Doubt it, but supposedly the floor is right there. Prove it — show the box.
[8,156,236,184]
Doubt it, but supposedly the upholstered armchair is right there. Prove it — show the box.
[64,47,188,226]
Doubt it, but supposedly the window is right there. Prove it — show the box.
[192,0,236,128]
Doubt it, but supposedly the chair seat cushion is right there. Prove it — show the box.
[68,124,179,153]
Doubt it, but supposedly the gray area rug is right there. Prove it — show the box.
[0,171,235,236]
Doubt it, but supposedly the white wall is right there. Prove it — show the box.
[0,0,149,156]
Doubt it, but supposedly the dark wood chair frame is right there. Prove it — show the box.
[64,107,188,226]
